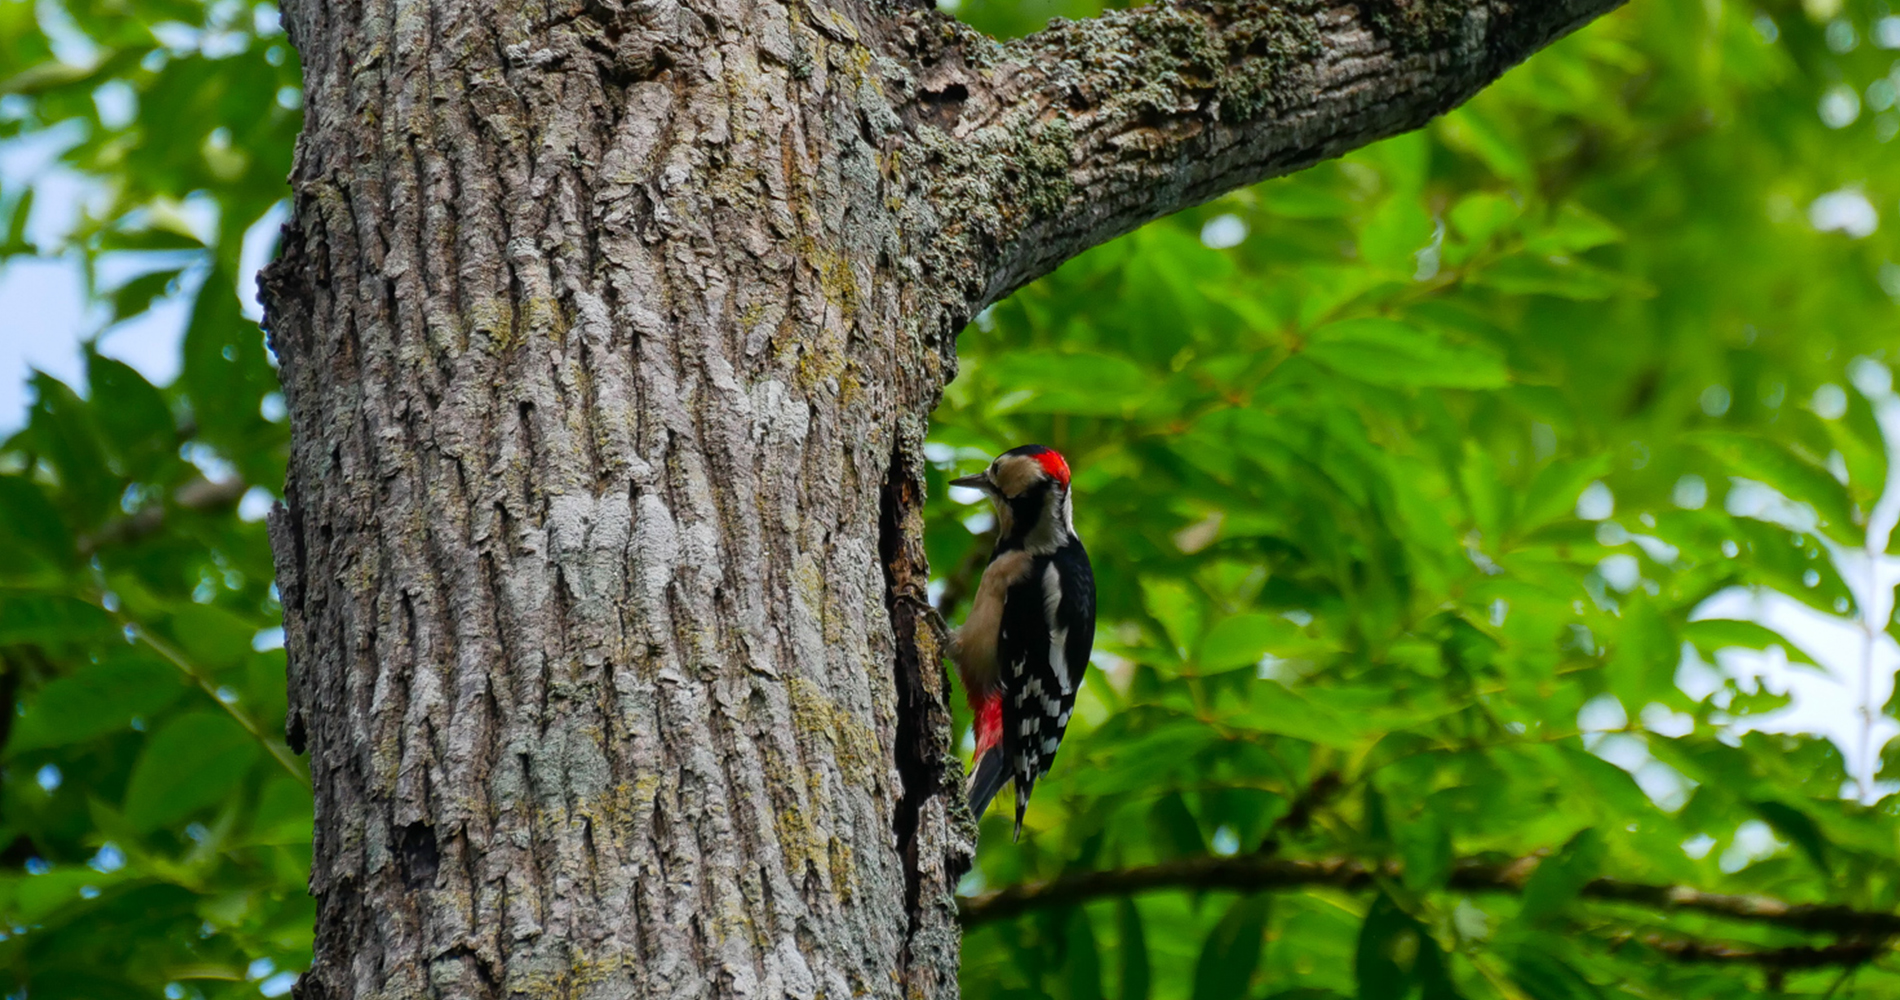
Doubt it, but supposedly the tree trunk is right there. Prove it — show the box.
[261,1,1624,998]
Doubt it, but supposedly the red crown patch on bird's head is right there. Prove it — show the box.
[968,444,1074,498]
[1033,449,1071,486]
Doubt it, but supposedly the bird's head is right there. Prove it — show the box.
[953,445,1074,550]
[952,444,1071,499]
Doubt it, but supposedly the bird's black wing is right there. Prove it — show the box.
[997,540,1095,837]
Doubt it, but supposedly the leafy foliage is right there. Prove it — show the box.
[0,2,304,998]
[1,1,1898,999]
[932,0,1900,997]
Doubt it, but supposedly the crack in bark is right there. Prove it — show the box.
[879,436,939,973]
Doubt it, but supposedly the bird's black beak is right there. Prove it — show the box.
[951,471,992,492]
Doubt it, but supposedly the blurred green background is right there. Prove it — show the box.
[4,0,1900,997]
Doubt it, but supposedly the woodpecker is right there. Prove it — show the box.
[950,444,1096,839]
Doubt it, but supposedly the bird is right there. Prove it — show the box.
[949,444,1096,839]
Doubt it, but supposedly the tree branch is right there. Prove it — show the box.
[1613,933,1889,970]
[897,0,1624,310]
[958,853,1900,943]
[77,476,247,554]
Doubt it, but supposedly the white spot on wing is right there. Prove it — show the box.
[1051,629,1070,695]
[1043,564,1073,696]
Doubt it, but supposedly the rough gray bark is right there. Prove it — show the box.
[260,1,1623,999]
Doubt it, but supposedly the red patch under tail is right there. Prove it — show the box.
[973,691,1003,761]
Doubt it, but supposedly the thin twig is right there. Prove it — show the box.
[78,477,248,554]
[1820,963,1860,999]
[121,618,309,786]
[1255,769,1343,853]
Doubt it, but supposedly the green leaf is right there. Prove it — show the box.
[1518,828,1605,923]
[1067,908,1105,1000]
[168,602,266,669]
[180,265,276,457]
[1436,107,1532,186]
[122,711,260,832]
[1605,598,1680,706]
[10,970,150,1000]
[98,225,206,252]
[25,371,115,525]
[1398,808,1453,893]
[1141,577,1202,660]
[1683,618,1815,665]
[1118,899,1151,1000]
[1509,950,1605,1000]
[3,186,33,252]
[1447,192,1519,246]
[1514,455,1612,533]
[0,592,114,646]
[1752,800,1829,873]
[1523,203,1623,254]
[1258,175,1357,218]
[86,351,176,478]
[1359,198,1435,274]
[1458,440,1506,539]
[984,350,1153,416]
[1303,318,1508,389]
[247,774,315,846]
[1198,613,1303,670]
[1149,792,1205,859]
[1192,895,1269,1000]
[0,475,77,569]
[108,268,184,322]
[1688,431,1860,542]
[1469,255,1630,300]
[8,651,188,752]
[1355,893,1460,1000]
